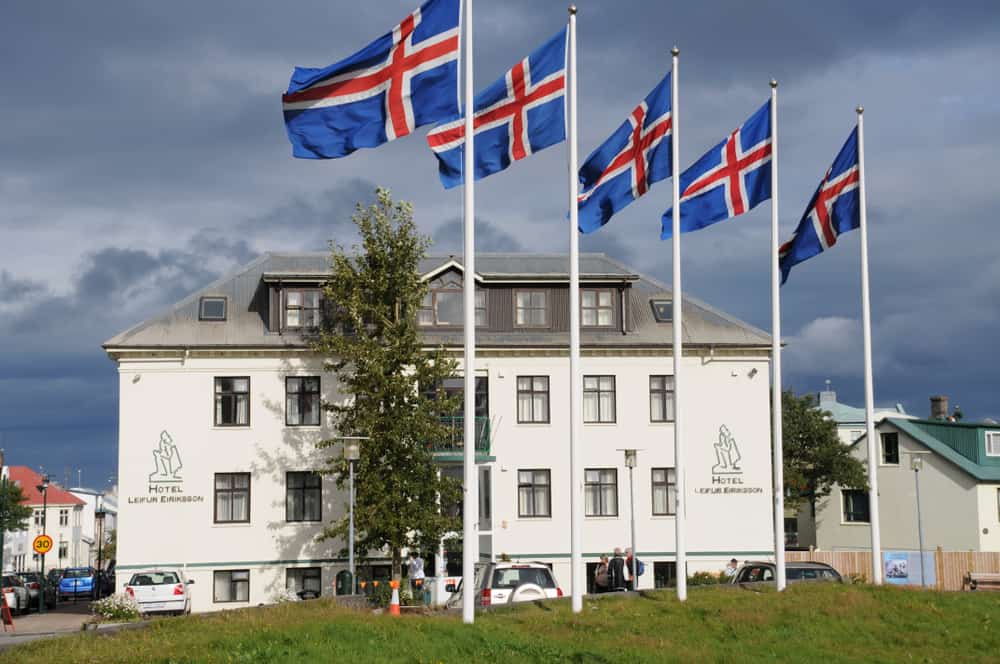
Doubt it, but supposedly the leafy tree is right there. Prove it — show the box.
[0,480,33,532]
[782,390,868,515]
[101,529,117,563]
[314,188,463,579]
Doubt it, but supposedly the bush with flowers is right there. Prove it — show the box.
[92,592,141,622]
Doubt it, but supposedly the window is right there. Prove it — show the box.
[584,468,618,516]
[418,288,485,327]
[996,488,1000,522]
[649,375,675,422]
[59,509,69,526]
[881,432,900,465]
[651,468,676,516]
[286,567,322,595]
[784,517,799,548]
[583,375,616,423]
[214,473,251,523]
[650,299,672,322]
[653,561,676,589]
[475,289,486,326]
[58,541,68,559]
[286,472,322,522]
[286,377,321,426]
[284,289,321,329]
[214,377,250,427]
[199,296,227,321]
[517,470,551,518]
[33,510,42,527]
[581,289,613,327]
[517,376,550,423]
[515,290,547,327]
[986,431,1000,457]
[214,570,250,603]
[842,489,870,523]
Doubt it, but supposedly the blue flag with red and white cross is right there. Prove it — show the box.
[661,99,772,238]
[577,72,673,233]
[779,128,861,284]
[282,0,459,159]
[426,27,567,189]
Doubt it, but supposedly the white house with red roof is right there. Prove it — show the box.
[2,466,86,573]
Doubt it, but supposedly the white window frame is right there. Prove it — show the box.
[985,431,1000,457]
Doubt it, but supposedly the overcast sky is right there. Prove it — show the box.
[2,1,998,488]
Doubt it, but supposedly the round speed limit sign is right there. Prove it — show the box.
[32,534,53,555]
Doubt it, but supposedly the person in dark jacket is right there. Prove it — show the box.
[607,548,627,591]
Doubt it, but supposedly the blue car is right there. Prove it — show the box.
[59,567,96,600]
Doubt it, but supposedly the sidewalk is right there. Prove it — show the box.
[0,601,92,650]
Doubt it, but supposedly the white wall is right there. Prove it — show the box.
[977,484,1000,551]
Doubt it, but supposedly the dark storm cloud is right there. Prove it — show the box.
[431,217,524,253]
[0,270,46,301]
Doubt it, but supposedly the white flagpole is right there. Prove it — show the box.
[461,0,479,624]
[857,106,882,585]
[567,4,583,615]
[769,80,786,592]
[670,46,687,603]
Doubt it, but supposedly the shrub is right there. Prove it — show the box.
[688,571,721,586]
[92,593,141,622]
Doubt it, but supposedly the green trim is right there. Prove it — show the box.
[500,550,773,559]
[117,556,355,571]
[855,418,1000,481]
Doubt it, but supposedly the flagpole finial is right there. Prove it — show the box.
[568,5,577,15]
[770,79,778,88]
[671,46,679,56]
[856,105,864,114]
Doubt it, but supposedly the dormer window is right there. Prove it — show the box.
[515,290,547,327]
[199,296,227,321]
[418,284,485,327]
[285,289,321,329]
[986,431,1000,457]
[651,299,672,322]
[581,289,613,327]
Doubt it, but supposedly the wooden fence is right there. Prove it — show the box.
[786,549,1000,591]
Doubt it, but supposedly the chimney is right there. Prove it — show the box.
[930,395,949,420]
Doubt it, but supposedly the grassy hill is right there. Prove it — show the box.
[7,584,1000,663]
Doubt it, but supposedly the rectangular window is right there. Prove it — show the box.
[517,376,550,423]
[784,517,799,548]
[584,468,618,517]
[649,375,675,422]
[285,289,321,329]
[59,509,69,526]
[842,489,870,523]
[214,377,250,427]
[286,472,322,522]
[653,561,676,588]
[517,469,551,518]
[881,432,900,465]
[581,289,613,327]
[515,290,547,327]
[475,289,487,327]
[651,468,676,516]
[199,296,227,321]
[286,377,321,426]
[214,473,251,523]
[286,567,322,595]
[34,510,42,527]
[58,542,68,559]
[420,288,483,327]
[583,375,616,423]
[986,431,1000,457]
[214,570,250,603]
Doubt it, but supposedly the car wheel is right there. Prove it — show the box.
[510,583,547,603]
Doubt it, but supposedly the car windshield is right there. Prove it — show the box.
[2,575,20,586]
[491,568,555,589]
[63,569,93,578]
[129,572,179,586]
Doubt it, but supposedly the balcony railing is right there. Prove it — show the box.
[431,416,491,455]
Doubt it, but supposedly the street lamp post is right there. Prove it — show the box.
[37,474,49,614]
[910,452,930,588]
[340,436,368,594]
[622,449,639,590]
[0,449,7,574]
[95,501,107,599]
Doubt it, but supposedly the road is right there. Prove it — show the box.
[0,601,93,650]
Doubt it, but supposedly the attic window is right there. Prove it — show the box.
[199,297,227,321]
[651,300,672,323]
[986,431,1000,457]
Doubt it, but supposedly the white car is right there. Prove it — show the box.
[2,574,30,615]
[446,562,563,609]
[124,569,194,615]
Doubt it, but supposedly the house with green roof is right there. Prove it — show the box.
[813,416,1000,553]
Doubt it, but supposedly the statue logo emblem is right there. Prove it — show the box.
[711,425,742,476]
[149,430,183,483]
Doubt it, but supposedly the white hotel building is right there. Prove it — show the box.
[106,253,776,612]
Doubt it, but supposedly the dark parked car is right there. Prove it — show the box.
[47,568,64,586]
[59,567,96,600]
[16,572,56,610]
[731,561,842,586]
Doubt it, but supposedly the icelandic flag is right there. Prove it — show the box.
[426,28,567,188]
[282,0,460,159]
[578,72,672,233]
[779,128,861,284]
[661,100,772,238]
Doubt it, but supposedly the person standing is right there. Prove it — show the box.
[608,548,627,592]
[408,550,425,597]
[724,558,739,580]
[625,548,635,591]
[593,555,610,594]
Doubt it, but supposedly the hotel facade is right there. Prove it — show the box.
[106,253,776,612]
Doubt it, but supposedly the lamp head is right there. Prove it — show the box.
[624,449,637,468]
[345,440,361,462]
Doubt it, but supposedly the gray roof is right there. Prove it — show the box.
[104,253,771,350]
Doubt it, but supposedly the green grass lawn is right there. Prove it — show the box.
[7,584,1000,663]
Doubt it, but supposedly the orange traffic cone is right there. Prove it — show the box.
[389,580,401,616]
